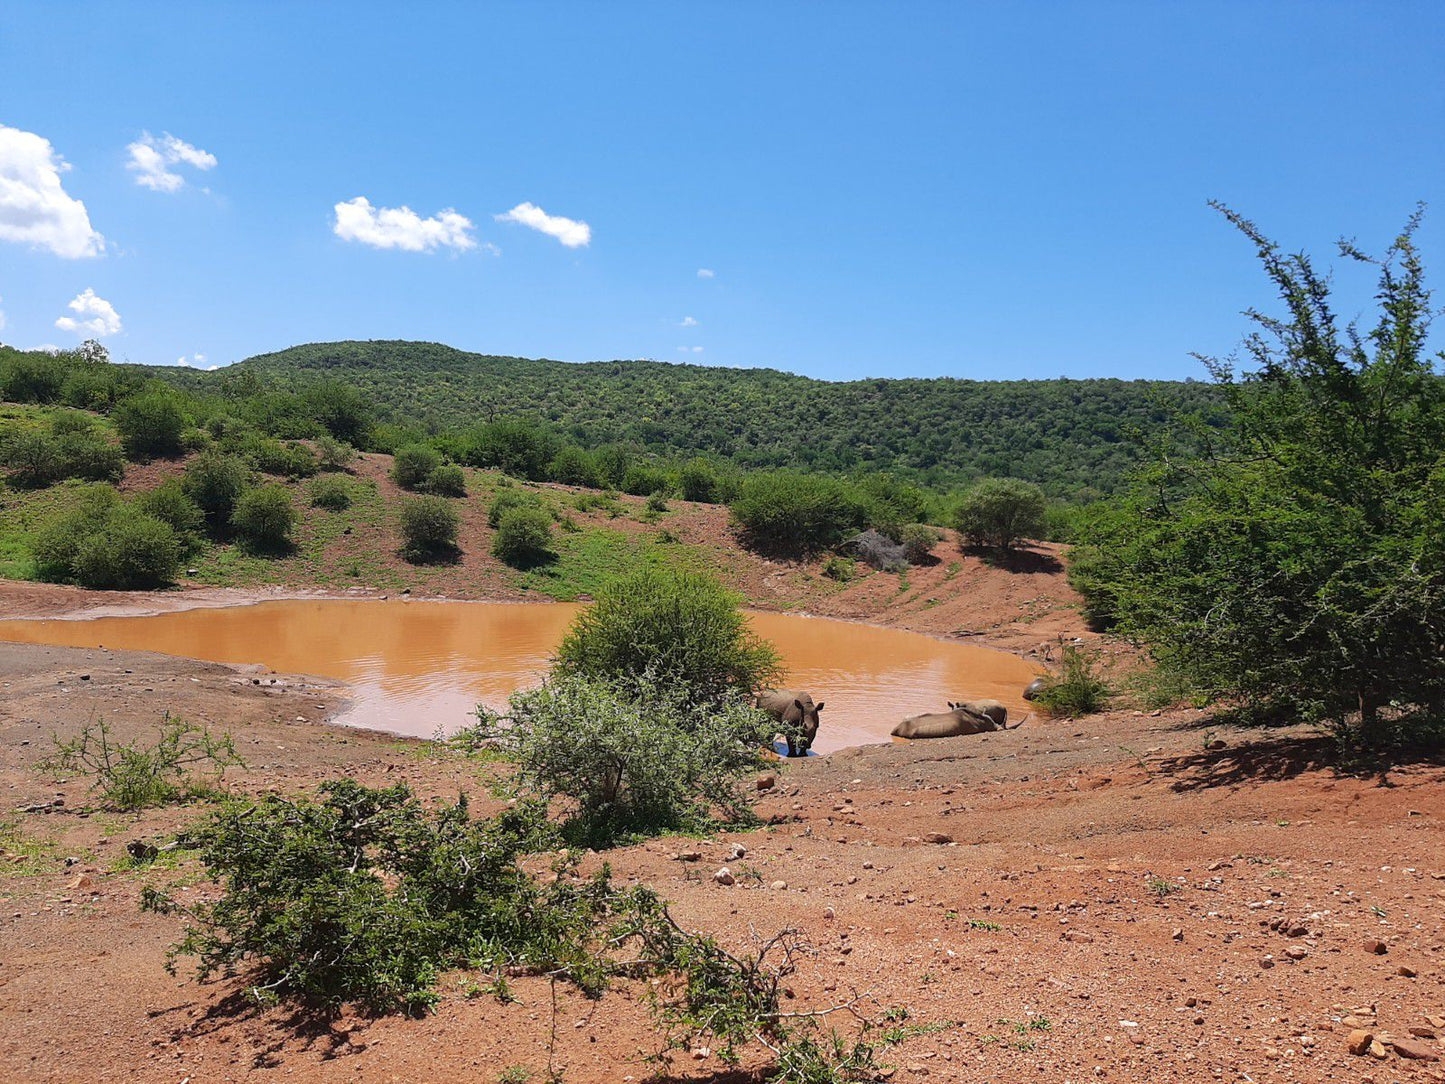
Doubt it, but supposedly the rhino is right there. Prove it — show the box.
[891,699,1024,740]
[755,689,825,757]
[1023,677,1048,701]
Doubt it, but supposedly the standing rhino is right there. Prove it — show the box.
[891,699,1022,739]
[1023,677,1048,701]
[755,689,825,757]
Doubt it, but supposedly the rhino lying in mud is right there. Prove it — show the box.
[1023,676,1048,701]
[891,699,1026,739]
[755,689,825,757]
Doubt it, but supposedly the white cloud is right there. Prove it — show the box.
[678,345,704,354]
[0,124,104,258]
[679,316,698,327]
[55,288,122,337]
[333,196,476,253]
[126,131,217,193]
[494,202,591,248]
[696,268,714,279]
[176,352,206,368]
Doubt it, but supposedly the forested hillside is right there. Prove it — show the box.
[151,341,1225,497]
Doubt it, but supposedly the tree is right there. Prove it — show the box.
[1075,207,1445,746]
[953,477,1046,551]
[231,485,298,553]
[112,391,187,459]
[729,472,869,554]
[183,451,251,529]
[554,566,780,704]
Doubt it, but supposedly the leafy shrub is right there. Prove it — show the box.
[547,444,600,488]
[1,428,124,488]
[315,434,356,472]
[645,491,669,514]
[731,472,869,554]
[113,391,187,459]
[183,451,252,529]
[399,495,459,561]
[491,506,553,567]
[859,474,933,538]
[426,462,466,497]
[242,435,319,478]
[392,444,441,490]
[309,475,352,510]
[679,458,722,503]
[821,554,856,582]
[0,349,67,402]
[953,477,1047,551]
[34,488,182,589]
[555,566,780,704]
[230,484,298,553]
[474,674,773,846]
[41,716,242,810]
[621,463,670,497]
[899,523,943,564]
[458,418,557,480]
[136,480,205,543]
[1032,645,1111,717]
[301,380,373,445]
[487,488,544,528]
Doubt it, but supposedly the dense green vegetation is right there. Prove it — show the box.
[1073,207,1445,747]
[145,339,1228,498]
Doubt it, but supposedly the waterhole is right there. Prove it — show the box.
[0,599,1042,753]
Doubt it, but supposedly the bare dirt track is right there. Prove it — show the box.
[1,568,1443,1081]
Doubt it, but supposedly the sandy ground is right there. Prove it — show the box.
[1,582,1443,1081]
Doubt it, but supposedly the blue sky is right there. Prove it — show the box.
[1,2,1441,381]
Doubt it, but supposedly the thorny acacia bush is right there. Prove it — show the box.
[469,673,777,847]
[42,715,244,810]
[142,780,883,1080]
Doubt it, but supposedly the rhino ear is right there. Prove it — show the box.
[948,701,958,710]
[793,699,805,712]
[814,702,825,712]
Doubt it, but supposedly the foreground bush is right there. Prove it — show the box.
[679,458,723,503]
[555,566,779,703]
[425,461,466,497]
[491,505,553,567]
[473,674,774,846]
[399,495,459,561]
[230,484,298,553]
[135,480,205,543]
[899,523,943,563]
[42,716,243,810]
[730,472,868,554]
[953,477,1046,551]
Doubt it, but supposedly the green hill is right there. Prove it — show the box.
[149,340,1225,497]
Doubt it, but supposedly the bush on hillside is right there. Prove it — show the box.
[491,506,553,567]
[183,451,252,529]
[0,349,67,403]
[315,435,356,472]
[0,426,119,488]
[899,523,943,564]
[113,391,187,459]
[301,380,373,445]
[230,485,298,554]
[399,495,459,561]
[1032,645,1111,717]
[730,471,869,554]
[425,462,466,497]
[473,674,774,846]
[621,463,670,497]
[391,444,441,490]
[308,475,352,510]
[678,458,722,503]
[240,435,319,479]
[34,487,182,589]
[135,480,205,544]
[547,444,601,488]
[554,566,780,704]
[487,488,545,528]
[457,418,557,480]
[954,477,1047,551]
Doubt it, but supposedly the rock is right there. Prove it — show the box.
[1205,739,1227,750]
[1407,1026,1437,1040]
[1363,938,1388,955]
[923,832,954,845]
[1397,965,1417,977]
[1346,1029,1374,1056]
[673,850,702,863]
[1064,930,1094,944]
[770,880,788,891]
[1171,927,1184,942]
[729,843,748,860]
[1286,924,1309,937]
[1285,946,1308,960]
[756,773,777,792]
[1259,955,1275,969]
[1368,1039,1389,1059]
[1391,1038,1438,1061]
[713,867,735,886]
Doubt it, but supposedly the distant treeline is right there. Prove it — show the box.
[141,340,1231,499]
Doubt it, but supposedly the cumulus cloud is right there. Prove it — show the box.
[333,197,476,253]
[494,202,591,248]
[126,131,218,193]
[0,124,104,258]
[679,316,698,327]
[55,288,122,337]
[176,352,206,368]
[696,268,714,279]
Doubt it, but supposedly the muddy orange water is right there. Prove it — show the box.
[0,600,1041,753]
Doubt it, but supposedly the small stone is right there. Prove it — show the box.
[1363,938,1388,955]
[822,907,836,921]
[673,850,702,863]
[1368,1039,1389,1059]
[1205,739,1226,750]
[729,843,748,860]
[1346,1030,1374,1056]
[1397,965,1417,977]
[923,832,953,845]
[1285,946,1308,960]
[1407,1026,1437,1040]
[1391,1038,1438,1061]
[1259,955,1275,969]
[1171,927,1184,942]
[1064,930,1094,944]
[755,773,777,792]
[770,880,788,891]
[713,867,735,886]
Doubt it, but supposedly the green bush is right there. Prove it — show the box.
[426,462,466,497]
[33,488,182,589]
[491,506,553,567]
[555,566,780,704]
[730,471,869,554]
[41,716,242,810]
[899,523,943,564]
[113,391,187,459]
[474,674,773,846]
[0,349,67,402]
[56,431,126,483]
[399,495,459,561]
[458,418,557,480]
[547,445,601,488]
[678,458,722,503]
[645,491,669,514]
[183,451,252,529]
[1,428,124,488]
[230,484,298,553]
[1032,645,1111,717]
[621,463,670,497]
[242,435,318,478]
[487,488,544,528]
[135,480,204,542]
[309,475,352,510]
[315,435,356,472]
[953,477,1047,551]
[392,444,441,490]
[821,554,857,582]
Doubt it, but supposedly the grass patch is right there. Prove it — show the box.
[516,526,707,600]
[0,818,58,877]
